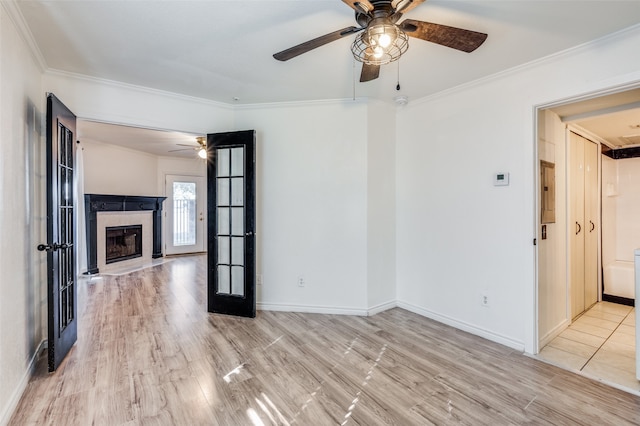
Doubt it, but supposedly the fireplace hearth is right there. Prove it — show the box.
[106,225,142,264]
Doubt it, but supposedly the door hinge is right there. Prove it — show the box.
[533,238,537,246]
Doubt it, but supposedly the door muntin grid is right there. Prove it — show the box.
[57,123,75,334]
[216,147,245,296]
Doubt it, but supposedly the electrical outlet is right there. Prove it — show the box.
[256,274,263,286]
[297,276,305,287]
[481,294,490,307]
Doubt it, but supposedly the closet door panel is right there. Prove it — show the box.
[584,138,599,308]
[570,132,585,319]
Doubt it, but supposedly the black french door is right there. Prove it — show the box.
[38,94,77,371]
[207,130,256,317]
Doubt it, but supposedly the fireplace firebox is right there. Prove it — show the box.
[106,225,142,264]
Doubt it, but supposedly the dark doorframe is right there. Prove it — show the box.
[38,93,78,371]
[206,130,256,318]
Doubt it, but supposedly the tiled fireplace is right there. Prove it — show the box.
[84,194,166,274]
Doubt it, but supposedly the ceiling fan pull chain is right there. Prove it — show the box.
[353,56,357,101]
[396,60,401,91]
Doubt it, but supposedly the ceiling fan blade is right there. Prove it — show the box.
[342,0,374,14]
[273,26,362,61]
[168,148,194,152]
[176,143,198,147]
[400,19,487,53]
[360,63,380,82]
[391,0,425,14]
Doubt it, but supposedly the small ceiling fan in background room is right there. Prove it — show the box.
[273,0,488,82]
[170,136,208,158]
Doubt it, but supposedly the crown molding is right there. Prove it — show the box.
[1,1,47,71]
[45,68,235,111]
[234,96,369,111]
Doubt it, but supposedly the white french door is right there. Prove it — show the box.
[165,175,205,255]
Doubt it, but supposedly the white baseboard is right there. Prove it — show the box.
[397,301,525,352]
[257,302,368,316]
[257,300,398,317]
[0,339,46,426]
[538,318,570,351]
[367,300,397,316]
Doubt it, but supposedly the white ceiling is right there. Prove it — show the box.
[17,0,640,105]
[14,0,640,155]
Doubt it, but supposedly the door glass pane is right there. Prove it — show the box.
[67,209,73,244]
[217,208,229,235]
[217,148,230,177]
[231,147,244,175]
[59,167,67,206]
[173,182,196,246]
[218,236,230,264]
[232,266,244,296]
[58,125,66,165]
[66,130,73,167]
[60,207,67,244]
[231,178,244,206]
[231,208,244,236]
[218,265,230,294]
[231,237,244,265]
[217,178,229,206]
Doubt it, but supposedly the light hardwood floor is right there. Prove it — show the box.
[10,255,640,425]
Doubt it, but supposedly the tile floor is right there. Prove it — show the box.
[537,301,638,394]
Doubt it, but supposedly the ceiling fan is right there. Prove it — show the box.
[169,136,207,158]
[273,0,487,82]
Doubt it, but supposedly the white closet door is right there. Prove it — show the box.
[584,138,599,308]
[570,132,586,319]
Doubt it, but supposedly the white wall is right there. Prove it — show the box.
[396,25,640,353]
[537,109,568,346]
[601,155,617,268]
[0,4,46,424]
[42,70,235,136]
[235,101,370,313]
[157,156,206,195]
[614,157,640,263]
[81,139,159,196]
[367,100,396,312]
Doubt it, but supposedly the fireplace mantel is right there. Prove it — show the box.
[84,194,167,274]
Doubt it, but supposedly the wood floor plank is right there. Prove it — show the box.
[8,254,640,425]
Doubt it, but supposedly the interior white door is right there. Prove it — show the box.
[584,139,599,308]
[570,132,585,319]
[165,175,205,255]
[569,131,599,319]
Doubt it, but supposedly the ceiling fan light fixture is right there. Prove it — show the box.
[351,20,408,66]
[198,147,207,159]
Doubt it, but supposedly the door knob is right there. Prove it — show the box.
[37,242,68,252]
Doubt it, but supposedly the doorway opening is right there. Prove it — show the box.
[535,85,640,392]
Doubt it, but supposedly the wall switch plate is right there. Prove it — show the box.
[494,172,510,186]
[257,274,263,286]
